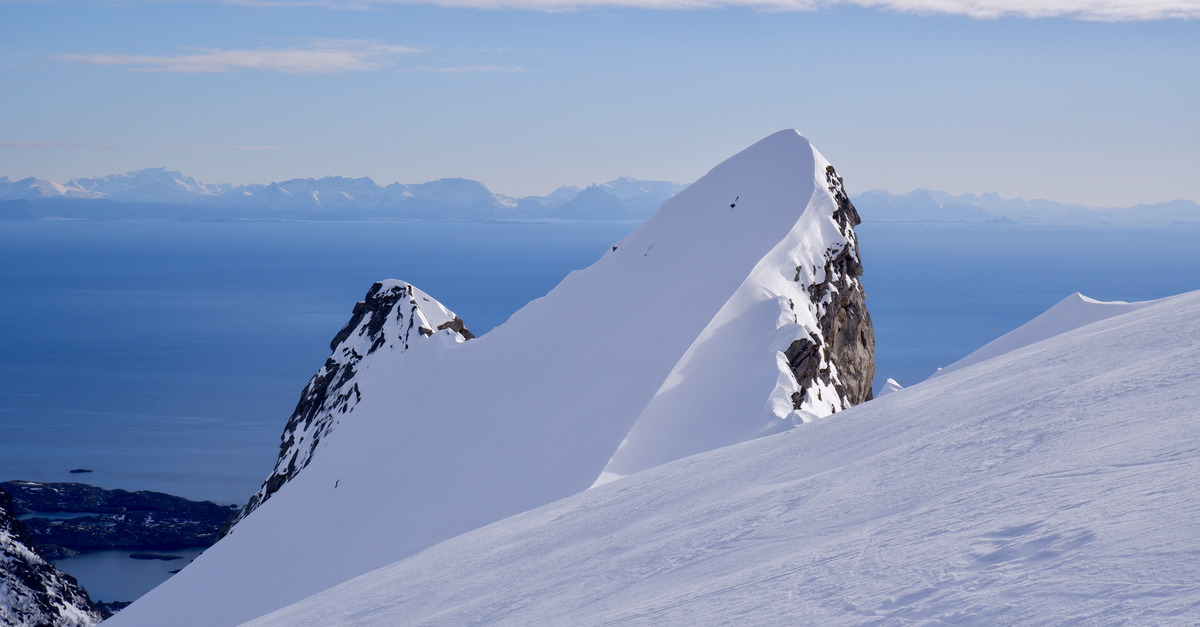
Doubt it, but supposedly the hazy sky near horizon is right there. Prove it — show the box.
[2,1,1197,205]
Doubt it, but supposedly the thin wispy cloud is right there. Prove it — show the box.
[846,0,1200,20]
[0,142,285,151]
[56,40,422,74]
[401,65,529,73]
[0,142,121,149]
[233,0,1200,20]
[183,144,286,151]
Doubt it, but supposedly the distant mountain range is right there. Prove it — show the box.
[1,168,1196,224]
[0,168,685,222]
[852,188,1200,225]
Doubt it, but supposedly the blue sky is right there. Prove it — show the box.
[1,0,1197,205]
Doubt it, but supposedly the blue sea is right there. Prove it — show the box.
[2,218,1198,601]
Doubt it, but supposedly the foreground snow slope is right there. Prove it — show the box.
[247,290,1200,626]
[108,130,873,626]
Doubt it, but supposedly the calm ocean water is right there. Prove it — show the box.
[0,219,638,506]
[859,222,1200,388]
[2,218,1198,601]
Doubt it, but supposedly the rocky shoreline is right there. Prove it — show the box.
[0,480,237,561]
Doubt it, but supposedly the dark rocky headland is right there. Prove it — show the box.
[0,480,238,559]
[0,488,103,625]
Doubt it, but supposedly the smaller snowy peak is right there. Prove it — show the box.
[1,490,101,627]
[0,176,101,200]
[224,280,472,533]
[935,291,1161,377]
[556,184,628,219]
[67,168,225,203]
[598,177,686,202]
[232,176,396,210]
[544,184,583,203]
[408,178,510,211]
[876,377,904,397]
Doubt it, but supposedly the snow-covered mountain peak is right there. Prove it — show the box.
[223,280,472,531]
[108,130,874,626]
[591,129,874,484]
[66,167,224,202]
[408,177,507,209]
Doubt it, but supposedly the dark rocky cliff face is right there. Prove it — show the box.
[786,166,875,413]
[223,281,472,535]
[0,490,102,627]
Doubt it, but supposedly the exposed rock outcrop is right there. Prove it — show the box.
[224,280,472,533]
[0,490,102,627]
[785,165,875,414]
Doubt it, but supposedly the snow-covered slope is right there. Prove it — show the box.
[934,291,1160,377]
[246,288,1200,626]
[107,130,874,626]
[1,490,101,627]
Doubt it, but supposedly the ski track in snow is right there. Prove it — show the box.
[244,290,1200,626]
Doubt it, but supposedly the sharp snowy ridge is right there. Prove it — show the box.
[245,289,1200,626]
[108,130,876,626]
[593,152,874,485]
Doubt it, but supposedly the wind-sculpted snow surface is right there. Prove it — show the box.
[225,280,473,531]
[246,289,1200,626]
[107,130,875,626]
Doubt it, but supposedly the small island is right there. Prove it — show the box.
[128,553,184,561]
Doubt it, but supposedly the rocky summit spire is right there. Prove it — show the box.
[223,280,472,534]
[784,164,874,415]
[592,129,875,484]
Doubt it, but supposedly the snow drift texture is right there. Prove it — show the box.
[108,130,875,626]
[248,288,1200,626]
